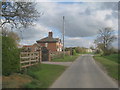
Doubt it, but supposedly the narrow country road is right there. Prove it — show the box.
[50,54,118,88]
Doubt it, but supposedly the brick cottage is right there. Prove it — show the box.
[36,32,63,52]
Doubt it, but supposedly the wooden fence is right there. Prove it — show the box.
[20,51,41,70]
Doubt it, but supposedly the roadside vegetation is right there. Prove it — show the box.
[3,64,67,88]
[52,54,80,62]
[94,27,117,56]
[2,30,20,76]
[102,54,119,64]
[25,64,66,88]
[2,74,32,88]
[94,54,119,81]
[93,27,119,84]
[51,48,82,62]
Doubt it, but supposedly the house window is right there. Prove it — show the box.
[45,43,48,47]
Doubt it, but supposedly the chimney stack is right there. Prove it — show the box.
[48,32,53,38]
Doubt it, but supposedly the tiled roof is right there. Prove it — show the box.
[36,37,60,43]
[23,45,32,47]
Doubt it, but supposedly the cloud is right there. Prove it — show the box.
[17,23,51,45]
[18,2,118,48]
[36,2,118,37]
[35,0,120,2]
[65,37,94,48]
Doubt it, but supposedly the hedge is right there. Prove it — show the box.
[2,36,20,76]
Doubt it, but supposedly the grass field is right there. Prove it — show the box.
[94,54,119,80]
[52,54,80,62]
[2,64,67,88]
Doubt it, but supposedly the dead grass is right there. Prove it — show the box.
[2,73,32,88]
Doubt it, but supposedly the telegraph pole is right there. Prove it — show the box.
[63,16,65,58]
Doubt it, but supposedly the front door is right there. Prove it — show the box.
[41,47,49,61]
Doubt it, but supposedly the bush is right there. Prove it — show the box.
[2,36,20,75]
[75,47,81,53]
[74,47,87,54]
[73,49,77,55]
[95,49,100,54]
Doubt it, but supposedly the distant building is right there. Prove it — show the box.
[22,43,41,52]
[36,32,62,52]
[86,48,93,53]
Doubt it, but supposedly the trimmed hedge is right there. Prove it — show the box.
[2,36,20,75]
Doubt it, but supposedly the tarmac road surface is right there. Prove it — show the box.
[50,54,118,88]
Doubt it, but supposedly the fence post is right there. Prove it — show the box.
[20,52,21,71]
[39,50,41,63]
[40,49,42,62]
[29,52,31,66]
[36,52,38,64]
[20,51,41,69]
[48,51,51,62]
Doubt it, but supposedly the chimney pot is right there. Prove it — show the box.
[48,32,53,38]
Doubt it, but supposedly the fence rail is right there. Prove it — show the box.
[20,51,40,69]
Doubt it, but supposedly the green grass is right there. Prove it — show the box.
[52,54,80,62]
[102,54,119,64]
[94,54,119,80]
[24,64,67,88]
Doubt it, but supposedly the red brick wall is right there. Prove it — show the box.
[38,42,57,52]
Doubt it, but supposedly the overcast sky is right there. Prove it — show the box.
[18,1,118,48]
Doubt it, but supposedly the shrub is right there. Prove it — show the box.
[2,36,20,75]
[75,47,81,53]
[73,49,77,55]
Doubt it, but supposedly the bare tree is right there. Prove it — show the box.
[1,27,9,36]
[1,27,20,45]
[1,1,41,29]
[94,27,117,55]
[8,31,20,44]
[90,45,94,50]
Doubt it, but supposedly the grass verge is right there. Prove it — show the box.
[24,64,67,88]
[102,54,119,64]
[2,64,67,88]
[52,54,80,62]
[93,54,119,80]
